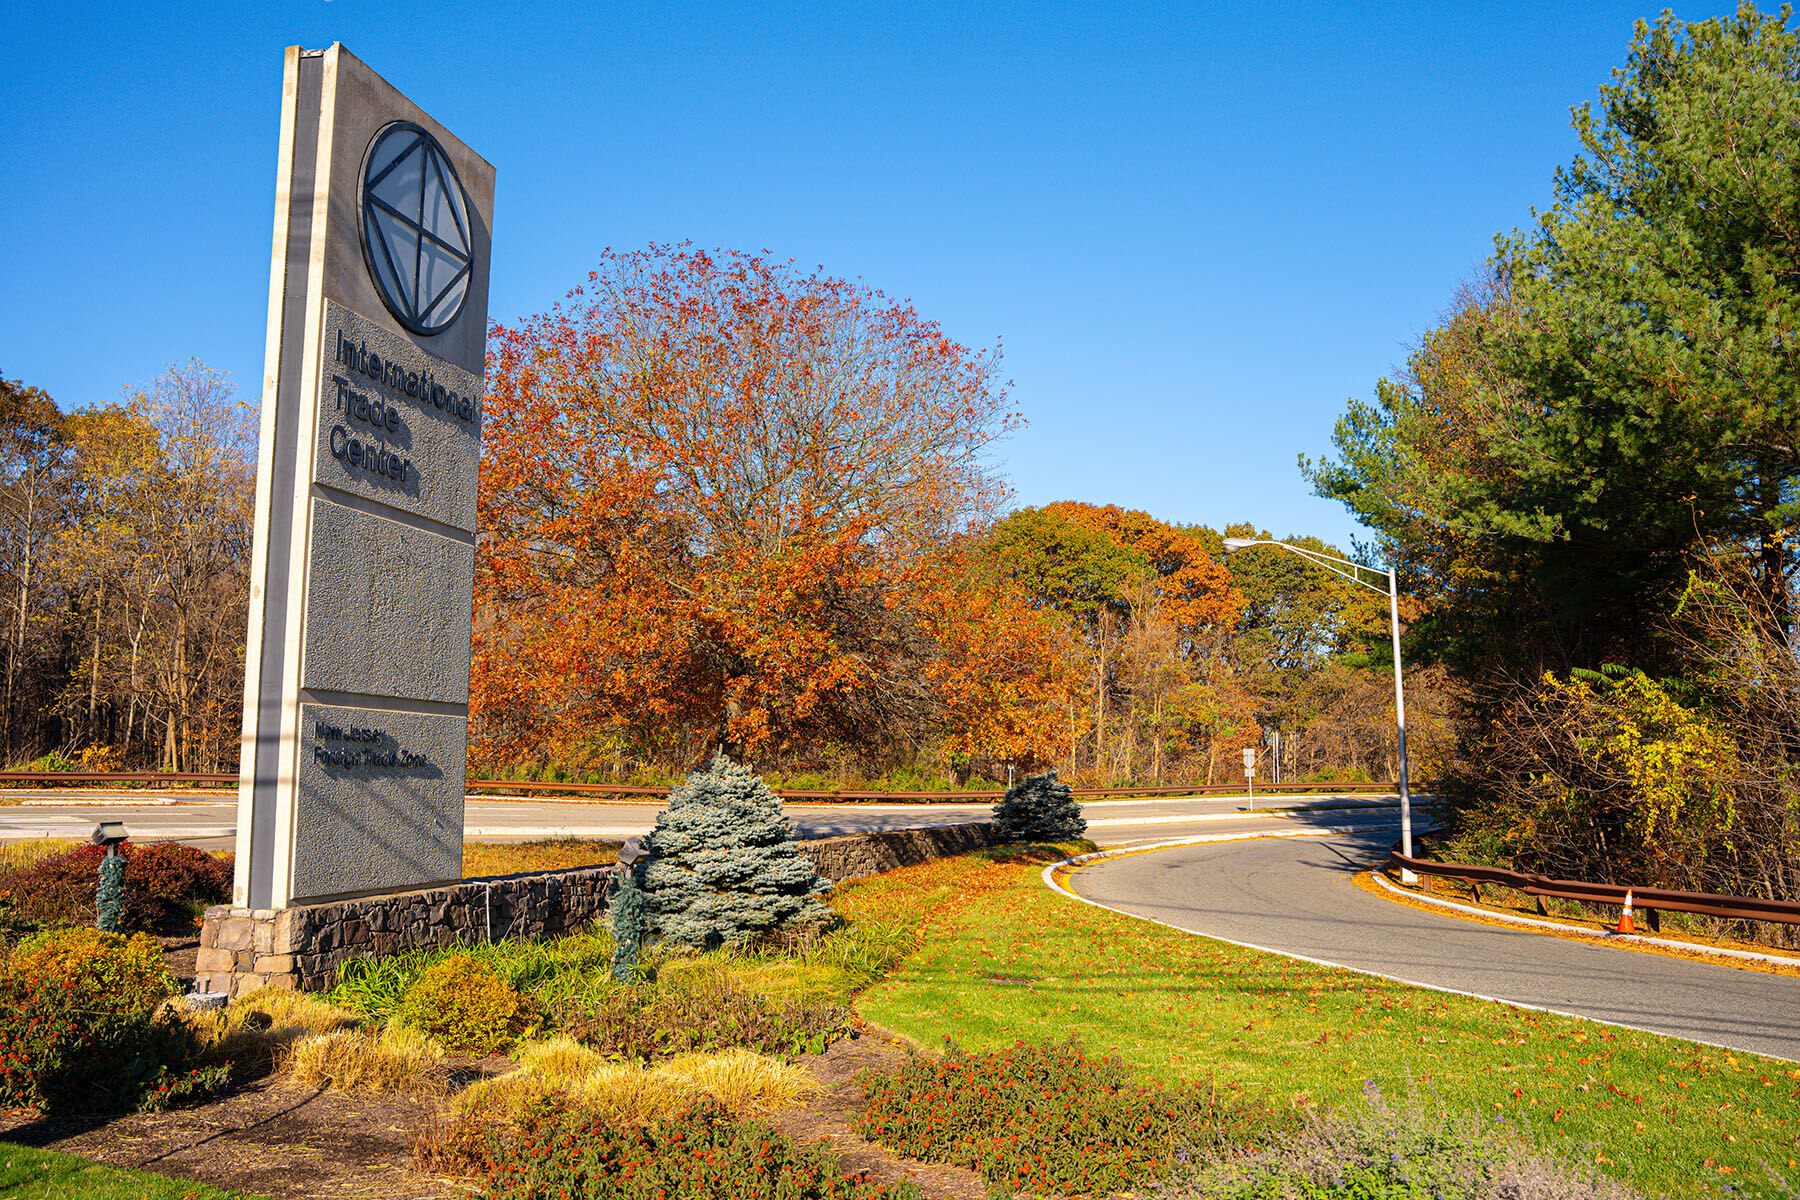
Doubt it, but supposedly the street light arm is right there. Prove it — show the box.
[1222,539,1389,596]
[1223,534,1418,879]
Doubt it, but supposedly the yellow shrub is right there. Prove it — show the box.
[6,927,172,1014]
[394,954,528,1055]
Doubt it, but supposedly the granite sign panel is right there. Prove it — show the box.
[300,498,474,705]
[235,44,493,909]
[292,703,465,899]
[315,301,481,532]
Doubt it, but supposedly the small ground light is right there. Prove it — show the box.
[91,822,129,932]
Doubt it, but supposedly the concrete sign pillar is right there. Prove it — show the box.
[235,44,494,909]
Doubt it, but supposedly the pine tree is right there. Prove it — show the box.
[639,755,831,949]
[992,770,1086,843]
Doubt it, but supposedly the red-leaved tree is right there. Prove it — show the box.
[474,246,1072,778]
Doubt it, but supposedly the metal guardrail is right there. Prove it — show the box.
[0,770,1411,802]
[0,771,236,784]
[469,780,1409,801]
[1386,846,1800,930]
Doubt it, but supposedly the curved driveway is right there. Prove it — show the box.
[1067,828,1800,1062]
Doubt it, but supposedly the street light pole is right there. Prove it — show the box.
[1386,566,1415,882]
[1223,537,1418,883]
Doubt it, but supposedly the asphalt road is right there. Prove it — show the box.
[1067,829,1800,1062]
[0,791,1404,850]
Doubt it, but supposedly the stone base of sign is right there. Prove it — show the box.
[192,821,1005,997]
[194,863,619,997]
[800,821,1002,884]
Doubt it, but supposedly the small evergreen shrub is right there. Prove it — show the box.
[477,1099,920,1199]
[0,928,223,1114]
[856,1039,1265,1197]
[992,770,1086,842]
[639,755,831,949]
[611,866,648,983]
[395,954,533,1054]
[554,978,850,1062]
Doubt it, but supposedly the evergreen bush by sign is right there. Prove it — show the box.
[993,771,1086,842]
[639,756,831,949]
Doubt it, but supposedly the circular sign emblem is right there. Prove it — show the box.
[358,121,474,336]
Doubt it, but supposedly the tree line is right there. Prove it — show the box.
[1308,4,1800,915]
[472,245,1445,788]
[2,254,1436,786]
[0,363,254,772]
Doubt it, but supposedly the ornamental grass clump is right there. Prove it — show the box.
[284,1024,446,1094]
[992,770,1085,843]
[638,755,831,949]
[856,1039,1264,1197]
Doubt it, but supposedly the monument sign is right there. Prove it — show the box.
[235,44,494,909]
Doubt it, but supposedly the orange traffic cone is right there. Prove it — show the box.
[1615,890,1636,935]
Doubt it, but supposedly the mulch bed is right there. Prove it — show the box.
[0,1082,467,1199]
[0,1024,999,1200]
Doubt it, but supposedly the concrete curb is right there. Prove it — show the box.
[1368,868,1800,970]
[1038,829,1800,1066]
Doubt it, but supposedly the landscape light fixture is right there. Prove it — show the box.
[90,822,129,852]
[1221,538,1418,883]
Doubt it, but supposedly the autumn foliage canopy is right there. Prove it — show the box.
[473,246,1075,776]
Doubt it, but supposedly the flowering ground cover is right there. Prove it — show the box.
[836,848,1800,1199]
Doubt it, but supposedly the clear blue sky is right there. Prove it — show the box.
[0,2,1732,549]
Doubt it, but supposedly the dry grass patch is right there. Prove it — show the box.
[462,837,619,878]
[285,1023,446,1094]
[456,1037,813,1128]
[0,838,75,874]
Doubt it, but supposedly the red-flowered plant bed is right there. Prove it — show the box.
[479,1099,920,1200]
[0,928,226,1114]
[856,1039,1270,1197]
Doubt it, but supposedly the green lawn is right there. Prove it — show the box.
[835,848,1800,1200]
[0,1140,263,1199]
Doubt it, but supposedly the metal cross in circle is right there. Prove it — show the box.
[358,121,473,336]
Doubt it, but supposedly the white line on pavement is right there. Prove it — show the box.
[1039,831,1799,1066]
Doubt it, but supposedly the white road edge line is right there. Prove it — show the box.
[1040,831,1800,1066]
[1367,869,1800,970]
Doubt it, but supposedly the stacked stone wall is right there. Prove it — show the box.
[195,863,619,997]
[193,820,1002,997]
[802,821,1000,883]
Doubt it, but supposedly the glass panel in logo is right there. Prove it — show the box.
[417,241,469,327]
[422,147,470,247]
[360,122,475,335]
[368,137,425,216]
[370,208,422,313]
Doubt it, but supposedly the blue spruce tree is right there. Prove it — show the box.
[639,755,831,949]
[992,770,1086,842]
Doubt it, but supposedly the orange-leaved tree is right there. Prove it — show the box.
[474,245,1069,778]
